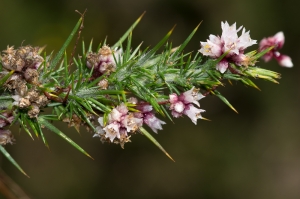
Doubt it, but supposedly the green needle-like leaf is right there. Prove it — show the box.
[214,91,238,113]
[36,120,49,148]
[38,117,93,159]
[49,17,83,70]
[251,46,273,60]
[0,70,14,87]
[137,26,174,65]
[112,12,145,49]
[139,127,175,162]
[18,116,34,140]
[171,22,202,59]
[0,145,29,177]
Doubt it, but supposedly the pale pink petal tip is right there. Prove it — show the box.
[278,55,293,68]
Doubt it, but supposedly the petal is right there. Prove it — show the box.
[221,22,239,44]
[93,126,105,137]
[121,114,143,132]
[262,52,273,62]
[116,103,128,115]
[171,110,182,118]
[103,122,120,142]
[237,29,257,50]
[137,103,153,113]
[174,101,185,113]
[98,117,104,126]
[169,93,178,104]
[217,60,229,73]
[144,113,166,133]
[184,104,205,125]
[199,39,222,58]
[273,31,285,49]
[181,87,204,107]
[109,108,122,122]
[276,55,293,68]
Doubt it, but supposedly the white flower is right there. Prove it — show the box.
[199,21,256,73]
[135,103,166,133]
[181,87,204,106]
[144,113,166,133]
[199,35,222,58]
[183,104,205,125]
[121,114,143,132]
[103,122,121,142]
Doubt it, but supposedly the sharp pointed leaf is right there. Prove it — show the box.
[112,12,145,49]
[0,70,14,87]
[38,117,93,159]
[139,127,175,162]
[49,17,83,70]
[0,145,29,177]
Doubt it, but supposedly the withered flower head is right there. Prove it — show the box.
[1,45,44,72]
[24,68,39,84]
[28,104,40,118]
[97,79,109,90]
[0,112,14,128]
[0,129,14,145]
[35,94,49,107]
[63,114,82,132]
[3,73,26,91]
[86,45,119,77]
[19,98,31,108]
[26,90,39,102]
[99,45,112,56]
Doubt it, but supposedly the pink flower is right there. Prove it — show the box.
[86,46,122,77]
[183,104,205,125]
[143,113,166,133]
[169,87,205,124]
[0,112,14,128]
[94,103,142,142]
[199,21,256,73]
[103,122,121,142]
[259,32,293,67]
[134,102,166,133]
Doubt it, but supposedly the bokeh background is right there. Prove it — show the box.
[0,0,299,198]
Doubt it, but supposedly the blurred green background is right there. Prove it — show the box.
[0,0,299,198]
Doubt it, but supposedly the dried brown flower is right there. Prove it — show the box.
[28,104,40,118]
[0,129,14,145]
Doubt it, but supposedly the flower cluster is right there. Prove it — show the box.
[12,89,49,118]
[86,45,120,78]
[259,32,293,67]
[93,103,143,148]
[1,45,44,84]
[199,21,257,73]
[0,46,50,119]
[92,87,206,147]
[169,87,205,124]
[133,100,166,133]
